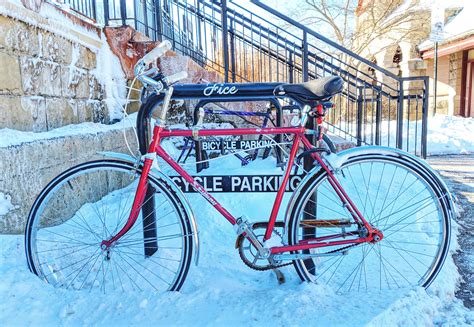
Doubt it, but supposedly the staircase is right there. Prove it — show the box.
[59,0,429,158]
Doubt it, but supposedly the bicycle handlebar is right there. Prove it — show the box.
[141,40,172,65]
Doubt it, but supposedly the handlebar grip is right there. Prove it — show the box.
[141,40,172,65]
[164,71,188,85]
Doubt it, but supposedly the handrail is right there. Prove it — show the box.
[191,0,401,95]
[56,0,429,158]
[249,0,402,81]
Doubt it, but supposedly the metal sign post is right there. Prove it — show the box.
[430,4,445,116]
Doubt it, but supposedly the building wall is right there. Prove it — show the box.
[0,11,107,131]
[424,50,468,116]
[0,1,132,234]
[354,1,469,117]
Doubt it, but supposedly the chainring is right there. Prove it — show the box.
[236,222,291,271]
[236,222,360,271]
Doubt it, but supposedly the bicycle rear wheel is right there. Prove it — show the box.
[25,160,194,292]
[287,154,451,293]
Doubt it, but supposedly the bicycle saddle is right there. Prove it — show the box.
[277,76,343,104]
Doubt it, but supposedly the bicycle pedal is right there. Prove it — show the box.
[300,219,352,227]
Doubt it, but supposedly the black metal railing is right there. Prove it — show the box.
[52,0,98,21]
[47,0,429,158]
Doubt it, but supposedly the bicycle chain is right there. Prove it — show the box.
[238,221,360,272]
[239,229,359,272]
[326,243,360,254]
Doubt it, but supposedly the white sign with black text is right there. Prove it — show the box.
[169,174,305,193]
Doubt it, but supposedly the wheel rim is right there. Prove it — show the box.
[290,156,449,293]
[27,162,191,292]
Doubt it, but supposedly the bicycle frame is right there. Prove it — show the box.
[101,121,382,255]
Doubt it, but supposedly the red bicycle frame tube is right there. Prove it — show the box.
[103,123,378,252]
[159,125,306,227]
[264,133,300,241]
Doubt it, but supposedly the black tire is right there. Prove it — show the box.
[287,153,451,292]
[25,160,194,292]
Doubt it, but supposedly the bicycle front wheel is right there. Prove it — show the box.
[287,154,451,293]
[25,160,194,292]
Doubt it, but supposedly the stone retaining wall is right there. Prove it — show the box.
[0,128,137,233]
[0,1,130,234]
[0,8,106,132]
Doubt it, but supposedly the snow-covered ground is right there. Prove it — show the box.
[1,143,473,326]
[330,115,474,156]
[423,115,474,155]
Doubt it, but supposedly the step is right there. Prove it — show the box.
[327,134,356,152]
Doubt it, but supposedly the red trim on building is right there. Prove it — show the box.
[421,36,474,59]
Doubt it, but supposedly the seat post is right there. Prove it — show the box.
[300,105,311,127]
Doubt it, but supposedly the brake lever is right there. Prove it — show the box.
[140,67,159,78]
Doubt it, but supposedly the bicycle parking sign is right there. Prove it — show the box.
[201,139,274,151]
[169,174,305,193]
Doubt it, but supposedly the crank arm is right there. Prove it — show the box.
[272,250,347,261]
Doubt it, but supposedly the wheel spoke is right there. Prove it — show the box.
[290,157,449,293]
[27,162,192,292]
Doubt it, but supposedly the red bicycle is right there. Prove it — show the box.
[25,41,454,293]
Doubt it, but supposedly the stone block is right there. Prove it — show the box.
[76,46,97,70]
[104,26,143,79]
[20,57,62,97]
[0,51,22,94]
[19,56,42,95]
[40,30,73,65]
[21,96,47,131]
[89,100,107,123]
[42,61,62,96]
[61,66,89,98]
[0,16,39,56]
[45,97,74,129]
[0,95,47,131]
[70,99,89,123]
[75,73,90,99]
[88,74,104,99]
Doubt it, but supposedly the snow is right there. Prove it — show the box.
[418,0,474,50]
[91,36,128,121]
[424,115,474,155]
[1,140,473,325]
[0,193,14,216]
[0,114,137,148]
[329,114,474,156]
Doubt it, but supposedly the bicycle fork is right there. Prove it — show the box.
[100,154,155,250]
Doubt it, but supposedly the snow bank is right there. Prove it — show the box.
[424,115,474,155]
[0,150,472,326]
[333,115,474,156]
[0,114,136,148]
